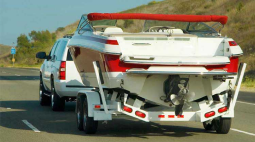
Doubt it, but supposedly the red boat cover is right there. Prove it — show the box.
[87,13,228,25]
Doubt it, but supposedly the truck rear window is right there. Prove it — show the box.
[67,49,73,61]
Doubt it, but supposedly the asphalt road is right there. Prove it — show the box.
[0,67,255,142]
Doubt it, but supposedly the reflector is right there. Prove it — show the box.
[123,106,132,113]
[94,105,101,109]
[229,41,238,46]
[135,111,146,118]
[205,111,215,118]
[218,106,228,113]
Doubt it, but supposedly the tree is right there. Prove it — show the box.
[17,34,31,48]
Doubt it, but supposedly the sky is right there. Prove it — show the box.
[0,0,161,46]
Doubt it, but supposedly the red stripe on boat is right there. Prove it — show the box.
[205,57,239,73]
[104,54,149,72]
[88,13,228,25]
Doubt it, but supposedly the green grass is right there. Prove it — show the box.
[242,71,255,88]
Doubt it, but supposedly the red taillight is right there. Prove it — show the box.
[59,61,66,80]
[218,106,228,113]
[123,106,132,113]
[158,115,165,118]
[94,105,101,109]
[168,115,175,118]
[135,111,146,118]
[106,40,119,45]
[177,115,184,118]
[229,41,238,46]
[205,111,215,118]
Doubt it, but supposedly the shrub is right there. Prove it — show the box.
[204,4,211,9]
[237,2,243,12]
[124,20,134,28]
[148,1,158,6]
[56,27,65,32]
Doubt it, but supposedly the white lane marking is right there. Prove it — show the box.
[22,120,40,132]
[231,128,255,136]
[237,101,255,106]
[15,74,20,76]
[7,108,11,109]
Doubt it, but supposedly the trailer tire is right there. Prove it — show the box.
[39,74,50,106]
[76,95,85,131]
[51,78,65,111]
[203,121,214,131]
[214,117,231,134]
[83,97,98,134]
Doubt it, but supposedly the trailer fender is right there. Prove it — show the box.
[77,91,101,117]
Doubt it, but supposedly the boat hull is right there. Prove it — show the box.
[69,46,237,107]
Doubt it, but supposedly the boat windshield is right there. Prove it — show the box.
[143,20,220,37]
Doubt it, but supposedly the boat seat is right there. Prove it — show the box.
[104,27,123,33]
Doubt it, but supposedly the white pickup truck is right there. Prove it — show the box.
[36,36,88,111]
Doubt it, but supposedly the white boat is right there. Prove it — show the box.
[68,13,246,134]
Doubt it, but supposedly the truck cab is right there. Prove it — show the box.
[37,35,87,111]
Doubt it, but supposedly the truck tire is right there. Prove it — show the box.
[39,75,50,106]
[203,121,214,131]
[213,117,231,134]
[76,95,85,131]
[51,79,65,111]
[83,97,98,134]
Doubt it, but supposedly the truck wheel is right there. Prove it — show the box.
[83,97,98,134]
[39,75,50,106]
[76,96,84,131]
[51,79,65,111]
[203,121,214,131]
[213,117,231,134]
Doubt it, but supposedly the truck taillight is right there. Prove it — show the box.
[229,41,238,46]
[59,61,66,80]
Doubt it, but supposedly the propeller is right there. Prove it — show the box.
[170,84,195,116]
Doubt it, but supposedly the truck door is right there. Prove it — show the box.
[43,41,60,89]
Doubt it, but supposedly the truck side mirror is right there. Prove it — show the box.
[36,52,50,59]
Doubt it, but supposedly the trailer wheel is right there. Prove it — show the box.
[51,79,65,111]
[83,97,98,134]
[203,121,214,131]
[213,117,231,134]
[39,74,50,106]
[76,96,84,131]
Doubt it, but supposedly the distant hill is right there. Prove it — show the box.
[0,44,12,58]
[55,0,255,71]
